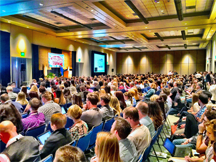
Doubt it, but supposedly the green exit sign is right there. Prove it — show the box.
[215,56,216,59]
[107,62,108,64]
[207,60,209,63]
[78,58,81,62]
[21,52,25,57]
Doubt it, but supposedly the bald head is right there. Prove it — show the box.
[136,101,149,115]
[0,121,17,144]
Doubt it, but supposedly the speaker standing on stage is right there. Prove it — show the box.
[60,65,64,77]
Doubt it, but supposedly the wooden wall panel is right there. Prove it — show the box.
[116,50,206,74]
[39,46,50,70]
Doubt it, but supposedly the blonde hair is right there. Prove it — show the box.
[99,89,106,97]
[151,83,157,89]
[150,95,159,102]
[30,85,38,93]
[192,93,199,105]
[96,132,122,162]
[67,104,82,119]
[109,96,122,116]
[113,82,118,89]
[132,88,139,100]
[16,92,28,105]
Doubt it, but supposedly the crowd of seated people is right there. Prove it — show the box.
[0,71,215,161]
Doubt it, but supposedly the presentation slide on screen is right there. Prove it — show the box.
[94,53,105,73]
[48,53,64,68]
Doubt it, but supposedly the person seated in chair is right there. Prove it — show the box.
[99,94,114,120]
[40,113,72,159]
[0,121,40,162]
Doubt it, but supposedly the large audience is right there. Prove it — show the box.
[0,71,215,161]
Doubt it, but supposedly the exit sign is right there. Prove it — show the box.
[207,60,209,63]
[21,52,25,57]
[107,62,108,64]
[215,56,216,59]
[78,58,81,62]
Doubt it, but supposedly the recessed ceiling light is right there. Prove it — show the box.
[145,27,147,28]
[185,23,187,25]
[211,30,214,31]
[27,26,29,28]
[91,10,94,12]
[113,24,116,26]
[8,21,11,23]
[186,27,188,29]
[39,3,43,6]
[161,10,164,12]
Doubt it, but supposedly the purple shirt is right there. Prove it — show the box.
[22,112,45,131]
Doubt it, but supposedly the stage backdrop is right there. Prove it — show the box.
[116,49,206,75]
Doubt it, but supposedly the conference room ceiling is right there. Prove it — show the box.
[0,0,216,52]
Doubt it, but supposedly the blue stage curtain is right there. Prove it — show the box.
[32,44,40,80]
[51,48,62,54]
[0,31,11,86]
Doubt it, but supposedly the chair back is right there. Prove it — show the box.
[0,140,6,152]
[22,113,28,118]
[103,118,115,132]
[69,140,77,147]
[88,123,103,149]
[65,117,74,129]
[25,124,46,138]
[77,131,92,152]
[46,122,53,132]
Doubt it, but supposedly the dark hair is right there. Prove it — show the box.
[21,86,28,98]
[113,117,131,139]
[147,101,163,130]
[199,93,208,104]
[0,94,9,102]
[55,145,86,162]
[202,91,212,99]
[115,91,126,108]
[169,83,173,87]
[56,88,62,98]
[100,95,111,104]
[105,86,111,94]
[28,91,39,99]
[0,103,23,133]
[73,93,83,108]
[156,97,166,120]
[206,109,216,121]
[39,87,46,94]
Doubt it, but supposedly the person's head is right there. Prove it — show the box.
[28,91,39,99]
[104,86,111,94]
[21,86,28,96]
[100,94,110,106]
[54,145,86,162]
[95,132,121,162]
[30,84,38,93]
[51,113,67,131]
[6,86,13,93]
[159,93,167,102]
[67,105,82,121]
[202,91,212,102]
[109,96,122,116]
[86,93,99,108]
[63,88,71,96]
[205,119,216,142]
[0,103,22,133]
[150,94,159,102]
[0,93,9,103]
[29,98,41,111]
[16,92,26,101]
[70,86,77,95]
[196,83,203,90]
[124,92,132,104]
[39,87,46,94]
[198,93,208,105]
[73,93,83,107]
[123,107,140,127]
[110,117,131,140]
[0,121,18,144]
[42,91,52,103]
[150,83,157,89]
[162,88,170,96]
[115,91,126,108]
[136,101,149,118]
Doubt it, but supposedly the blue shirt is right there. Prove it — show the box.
[196,106,206,119]
[132,97,136,107]
[60,66,64,76]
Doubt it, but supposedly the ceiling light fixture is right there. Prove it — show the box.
[184,44,187,49]
[155,32,164,41]
[124,0,149,24]
[39,3,43,6]
[181,30,186,40]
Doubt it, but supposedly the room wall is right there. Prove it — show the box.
[206,33,216,73]
[117,50,206,75]
[0,22,116,81]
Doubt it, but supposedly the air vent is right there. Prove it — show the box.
[187,32,193,35]
[186,6,196,10]
[90,18,96,21]
[55,22,62,25]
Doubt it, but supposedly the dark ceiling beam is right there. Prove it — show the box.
[184,44,187,49]
[124,0,149,24]
[133,46,142,51]
[166,45,171,49]
[181,30,186,40]
[174,0,184,21]
[109,36,125,44]
[154,33,164,41]
[147,34,202,40]
[51,11,93,30]
[21,15,68,31]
